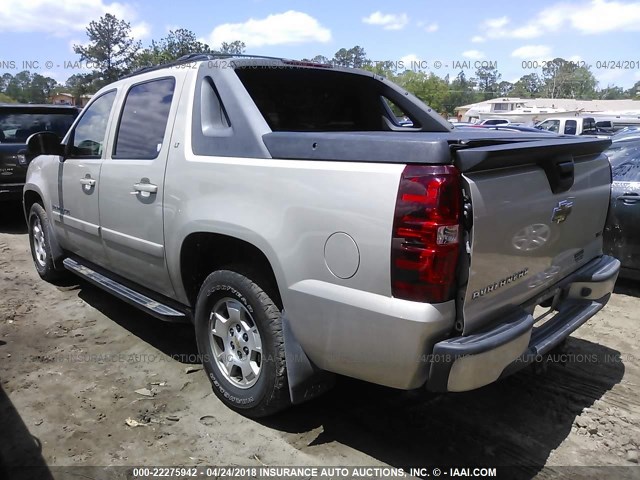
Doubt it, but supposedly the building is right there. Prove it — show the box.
[50,92,92,107]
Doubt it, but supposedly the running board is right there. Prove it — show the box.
[63,258,190,323]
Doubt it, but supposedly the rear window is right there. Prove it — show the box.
[235,67,416,132]
[0,110,77,143]
[607,139,640,182]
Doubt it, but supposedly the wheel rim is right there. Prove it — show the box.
[209,297,263,389]
[31,217,47,268]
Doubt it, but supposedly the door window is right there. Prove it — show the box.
[68,91,117,158]
[113,78,176,159]
[537,119,560,132]
[564,120,577,134]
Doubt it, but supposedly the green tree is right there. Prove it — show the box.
[497,80,514,97]
[598,86,626,99]
[542,58,597,99]
[474,65,502,99]
[396,70,450,112]
[65,73,101,105]
[511,73,544,98]
[74,13,141,84]
[135,29,211,67]
[217,41,246,55]
[446,71,479,114]
[333,46,368,68]
[626,81,640,98]
[27,73,58,103]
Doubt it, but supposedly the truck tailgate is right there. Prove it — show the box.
[454,137,612,334]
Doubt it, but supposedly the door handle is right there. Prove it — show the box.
[130,182,158,195]
[79,178,96,186]
[617,193,640,204]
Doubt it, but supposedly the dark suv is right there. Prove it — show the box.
[0,104,78,202]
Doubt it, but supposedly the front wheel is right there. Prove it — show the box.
[194,270,290,417]
[28,203,64,282]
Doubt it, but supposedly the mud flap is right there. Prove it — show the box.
[281,311,335,405]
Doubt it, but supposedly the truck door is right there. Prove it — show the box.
[98,75,184,297]
[55,90,117,265]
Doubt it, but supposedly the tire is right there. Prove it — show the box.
[28,203,64,282]
[194,269,290,417]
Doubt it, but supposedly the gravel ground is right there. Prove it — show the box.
[1,205,639,480]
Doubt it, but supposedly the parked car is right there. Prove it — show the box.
[24,55,619,417]
[0,104,78,203]
[604,136,640,279]
[469,124,558,134]
[536,116,598,135]
[479,119,511,126]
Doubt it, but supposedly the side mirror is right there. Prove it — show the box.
[26,131,64,162]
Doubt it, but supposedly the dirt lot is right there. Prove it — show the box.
[1,205,639,479]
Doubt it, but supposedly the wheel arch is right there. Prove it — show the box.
[179,232,284,309]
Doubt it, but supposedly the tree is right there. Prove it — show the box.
[302,55,331,65]
[135,29,211,68]
[627,81,640,98]
[446,71,479,113]
[74,13,141,84]
[598,86,626,100]
[27,73,58,103]
[217,41,246,55]
[474,65,502,99]
[396,71,450,112]
[65,73,101,105]
[542,58,597,99]
[333,46,368,68]
[497,81,514,97]
[511,73,544,98]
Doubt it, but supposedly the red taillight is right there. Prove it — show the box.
[391,165,462,303]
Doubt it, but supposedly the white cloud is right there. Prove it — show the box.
[511,45,552,59]
[400,54,421,67]
[478,0,640,41]
[484,16,510,29]
[462,49,485,60]
[208,11,331,48]
[130,21,151,40]
[471,35,485,43]
[362,11,409,30]
[0,0,138,36]
[568,55,582,62]
[554,0,640,33]
[424,22,439,33]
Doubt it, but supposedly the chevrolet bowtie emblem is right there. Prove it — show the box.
[551,200,574,224]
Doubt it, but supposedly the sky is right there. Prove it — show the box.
[1,0,640,90]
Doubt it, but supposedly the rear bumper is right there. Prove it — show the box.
[0,183,24,202]
[426,255,620,392]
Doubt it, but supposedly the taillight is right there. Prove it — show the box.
[391,165,462,303]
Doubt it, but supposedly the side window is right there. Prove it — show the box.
[68,91,116,158]
[113,78,175,159]
[538,120,560,132]
[564,120,577,135]
[381,96,417,128]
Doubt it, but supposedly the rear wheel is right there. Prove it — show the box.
[194,270,290,417]
[28,203,64,282]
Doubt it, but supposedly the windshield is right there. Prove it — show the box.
[0,111,77,143]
